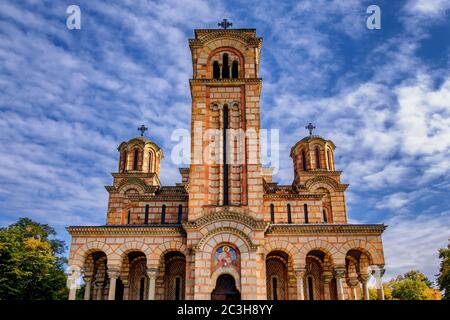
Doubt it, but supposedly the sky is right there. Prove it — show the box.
[0,0,449,283]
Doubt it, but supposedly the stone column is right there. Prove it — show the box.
[333,267,346,300]
[83,276,92,300]
[347,278,359,300]
[359,274,370,300]
[371,267,385,300]
[323,271,333,300]
[107,269,120,300]
[146,268,158,300]
[122,279,129,300]
[67,267,81,300]
[294,268,306,300]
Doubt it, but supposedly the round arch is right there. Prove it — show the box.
[196,228,256,253]
[298,239,339,266]
[71,241,114,267]
[338,240,384,265]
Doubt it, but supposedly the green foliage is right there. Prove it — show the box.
[386,270,441,300]
[437,238,450,300]
[0,217,68,299]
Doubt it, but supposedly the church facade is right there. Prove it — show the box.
[66,26,386,300]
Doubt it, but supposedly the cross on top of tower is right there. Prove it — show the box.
[138,124,148,136]
[305,122,316,136]
[218,19,232,29]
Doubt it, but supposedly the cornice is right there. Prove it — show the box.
[263,193,324,200]
[190,78,262,86]
[266,224,387,235]
[66,225,185,236]
[189,29,262,48]
[183,210,269,231]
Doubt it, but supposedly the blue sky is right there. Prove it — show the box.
[0,0,449,282]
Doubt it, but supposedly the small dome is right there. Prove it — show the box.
[290,132,337,184]
[117,134,163,175]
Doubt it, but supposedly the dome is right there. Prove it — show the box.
[117,133,163,175]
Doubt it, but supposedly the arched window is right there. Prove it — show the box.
[133,148,139,171]
[301,150,307,171]
[161,204,166,224]
[122,151,127,172]
[287,204,292,224]
[223,104,229,206]
[231,60,239,78]
[213,61,220,79]
[222,53,230,78]
[148,152,152,173]
[271,276,278,300]
[144,204,149,224]
[307,276,314,300]
[323,209,328,223]
[127,209,131,224]
[315,147,320,169]
[304,204,309,224]
[327,149,332,170]
[177,204,183,224]
[270,204,275,223]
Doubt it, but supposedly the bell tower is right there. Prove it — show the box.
[188,24,264,220]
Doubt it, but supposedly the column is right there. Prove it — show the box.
[107,269,120,300]
[67,267,81,300]
[83,276,92,300]
[371,267,385,300]
[347,278,359,300]
[294,267,306,300]
[359,274,370,300]
[323,271,333,300]
[122,279,129,300]
[333,267,346,300]
[146,268,158,300]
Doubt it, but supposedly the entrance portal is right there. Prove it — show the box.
[211,274,241,300]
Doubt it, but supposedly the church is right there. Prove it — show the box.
[66,24,387,300]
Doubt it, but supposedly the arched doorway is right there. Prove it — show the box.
[266,251,289,300]
[211,274,240,300]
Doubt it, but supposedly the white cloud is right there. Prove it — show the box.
[382,212,450,280]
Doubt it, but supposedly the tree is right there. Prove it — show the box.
[387,270,441,300]
[0,217,68,299]
[437,238,450,300]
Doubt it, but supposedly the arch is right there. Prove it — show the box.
[339,240,383,265]
[266,251,289,300]
[163,251,186,300]
[231,60,239,78]
[161,204,166,224]
[222,53,230,78]
[326,148,334,170]
[301,149,307,171]
[196,227,256,253]
[116,178,147,193]
[133,148,139,170]
[315,146,321,169]
[298,239,339,266]
[71,241,115,267]
[206,47,245,78]
[210,267,241,294]
[303,204,309,223]
[270,203,275,223]
[212,61,220,79]
[151,240,187,267]
[305,176,341,192]
[287,203,292,224]
[264,240,299,267]
[121,150,127,172]
[115,241,152,263]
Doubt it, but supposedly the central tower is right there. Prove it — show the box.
[188,28,264,220]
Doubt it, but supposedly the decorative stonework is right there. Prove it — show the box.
[66,26,386,301]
